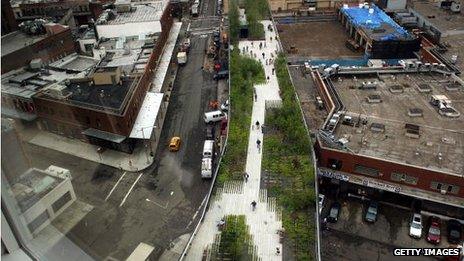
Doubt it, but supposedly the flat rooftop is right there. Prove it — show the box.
[1,67,86,99]
[411,0,464,34]
[37,77,136,114]
[1,31,47,56]
[106,2,167,25]
[49,54,99,72]
[340,5,414,41]
[327,72,464,176]
[11,168,63,212]
[97,36,156,74]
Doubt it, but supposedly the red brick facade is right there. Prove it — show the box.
[32,4,173,140]
[1,28,76,74]
[315,139,464,198]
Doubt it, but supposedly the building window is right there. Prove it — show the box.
[52,192,72,213]
[390,172,418,185]
[354,164,379,177]
[27,211,50,233]
[430,182,460,195]
[96,119,101,128]
[328,158,343,170]
[86,116,90,125]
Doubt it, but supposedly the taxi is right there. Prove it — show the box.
[169,137,181,152]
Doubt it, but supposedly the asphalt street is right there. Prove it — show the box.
[20,0,223,258]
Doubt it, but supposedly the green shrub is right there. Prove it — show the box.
[217,49,265,185]
[212,215,255,260]
[262,54,316,260]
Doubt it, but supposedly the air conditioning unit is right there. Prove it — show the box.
[440,189,447,195]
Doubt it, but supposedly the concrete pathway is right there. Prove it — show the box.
[184,20,283,260]
[26,22,182,172]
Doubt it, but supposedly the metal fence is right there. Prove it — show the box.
[178,19,232,261]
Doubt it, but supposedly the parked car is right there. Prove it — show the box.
[220,100,229,112]
[327,202,341,223]
[206,125,215,139]
[204,110,227,123]
[318,194,325,215]
[364,201,378,223]
[426,216,441,244]
[409,213,423,239]
[448,219,463,244]
[169,137,181,152]
[213,70,229,80]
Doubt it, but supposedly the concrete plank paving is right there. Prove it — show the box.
[184,20,284,260]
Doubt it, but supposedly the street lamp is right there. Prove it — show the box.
[139,125,157,164]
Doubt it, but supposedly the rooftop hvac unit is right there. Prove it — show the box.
[47,83,69,99]
[451,1,461,12]
[361,81,378,89]
[30,58,43,70]
[367,94,382,103]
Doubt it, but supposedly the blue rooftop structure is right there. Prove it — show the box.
[340,4,413,41]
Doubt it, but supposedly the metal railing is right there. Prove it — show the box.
[178,18,232,261]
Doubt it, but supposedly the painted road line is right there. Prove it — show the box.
[145,198,169,209]
[120,172,143,207]
[105,171,127,201]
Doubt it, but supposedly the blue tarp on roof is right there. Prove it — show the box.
[341,4,412,41]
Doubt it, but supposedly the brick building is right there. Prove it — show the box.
[10,0,107,27]
[310,65,464,208]
[31,1,173,153]
[1,23,75,74]
[2,0,19,35]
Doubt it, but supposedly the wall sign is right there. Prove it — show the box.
[362,179,401,193]
[317,168,350,182]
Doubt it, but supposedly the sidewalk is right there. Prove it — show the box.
[29,131,151,172]
[26,22,183,172]
[184,20,283,260]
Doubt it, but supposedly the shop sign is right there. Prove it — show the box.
[317,168,350,182]
[362,179,401,193]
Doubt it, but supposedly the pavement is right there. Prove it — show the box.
[184,20,284,260]
[26,22,182,172]
[321,196,458,261]
[18,11,219,260]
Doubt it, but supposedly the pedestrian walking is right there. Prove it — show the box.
[276,247,280,255]
[251,200,257,211]
[267,76,270,82]
[265,59,268,65]
[264,42,267,48]
[259,42,262,49]
[272,67,275,75]
[255,120,260,130]
[246,45,249,52]
[244,172,249,182]
[256,139,261,152]
[251,42,254,47]
[262,52,265,59]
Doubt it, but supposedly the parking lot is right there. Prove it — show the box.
[321,194,462,260]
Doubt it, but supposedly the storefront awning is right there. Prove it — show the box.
[129,92,163,139]
[82,128,126,143]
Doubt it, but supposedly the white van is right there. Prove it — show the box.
[203,140,214,158]
[201,158,212,178]
[191,4,199,16]
[204,110,226,123]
